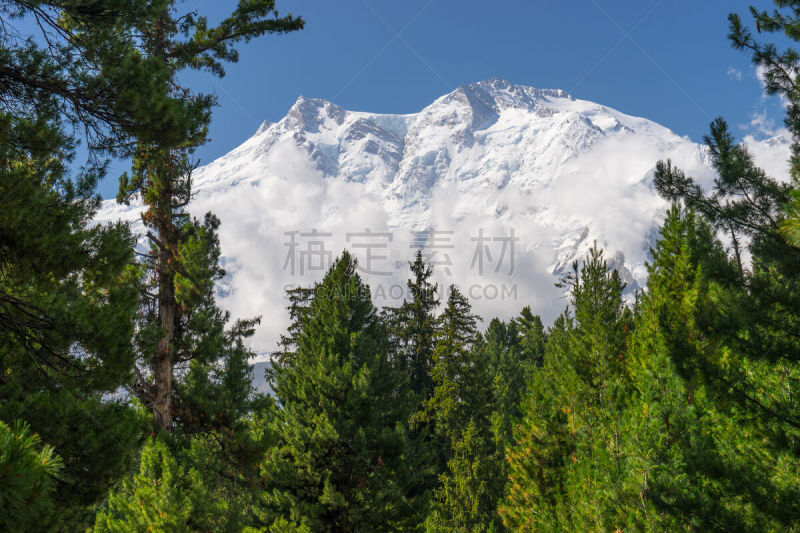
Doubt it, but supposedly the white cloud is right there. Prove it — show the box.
[743,134,792,184]
[727,66,743,81]
[740,65,791,139]
[747,108,782,137]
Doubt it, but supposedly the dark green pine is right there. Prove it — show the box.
[392,250,441,401]
[258,252,420,531]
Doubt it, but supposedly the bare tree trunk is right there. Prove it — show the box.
[153,240,175,432]
[152,346,174,432]
[151,147,177,434]
[729,222,744,276]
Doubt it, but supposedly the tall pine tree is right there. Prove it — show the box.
[499,245,634,531]
[422,286,506,532]
[115,0,303,436]
[258,252,419,531]
[624,205,778,531]
[392,250,440,400]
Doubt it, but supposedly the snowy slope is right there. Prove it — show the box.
[96,79,791,358]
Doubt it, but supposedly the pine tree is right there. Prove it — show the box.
[785,189,800,247]
[424,286,482,443]
[622,205,778,531]
[482,318,526,453]
[0,2,215,154]
[729,3,800,246]
[392,250,440,400]
[0,421,62,532]
[386,251,444,518]
[650,7,800,519]
[492,306,547,459]
[630,6,800,523]
[498,314,574,531]
[499,245,633,531]
[94,9,304,530]
[417,286,482,474]
[113,1,302,436]
[258,252,419,531]
[93,436,254,532]
[514,306,546,369]
[730,2,800,230]
[277,285,315,362]
[422,286,505,532]
[0,118,146,527]
[652,139,800,527]
[425,420,504,533]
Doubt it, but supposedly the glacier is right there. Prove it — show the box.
[96,79,791,359]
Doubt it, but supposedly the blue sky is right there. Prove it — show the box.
[95,0,787,198]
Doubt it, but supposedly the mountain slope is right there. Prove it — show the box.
[97,79,790,358]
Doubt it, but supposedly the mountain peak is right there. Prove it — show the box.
[458,79,573,110]
[286,94,344,132]
[255,120,272,135]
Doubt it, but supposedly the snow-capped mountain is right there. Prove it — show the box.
[97,79,790,358]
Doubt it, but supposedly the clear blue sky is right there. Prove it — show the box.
[95,0,787,198]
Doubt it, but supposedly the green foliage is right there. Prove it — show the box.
[425,420,503,533]
[94,436,253,532]
[624,205,788,531]
[422,286,483,446]
[420,287,504,531]
[784,188,800,246]
[500,245,635,531]
[514,306,546,368]
[277,285,315,362]
[1,392,146,529]
[651,11,800,517]
[0,1,196,152]
[392,250,441,400]
[494,13,800,521]
[258,252,419,531]
[0,79,144,531]
[728,1,800,248]
[0,421,62,532]
[482,318,528,453]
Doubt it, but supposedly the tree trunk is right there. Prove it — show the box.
[152,147,177,434]
[729,222,744,276]
[152,344,174,432]
[153,246,175,432]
